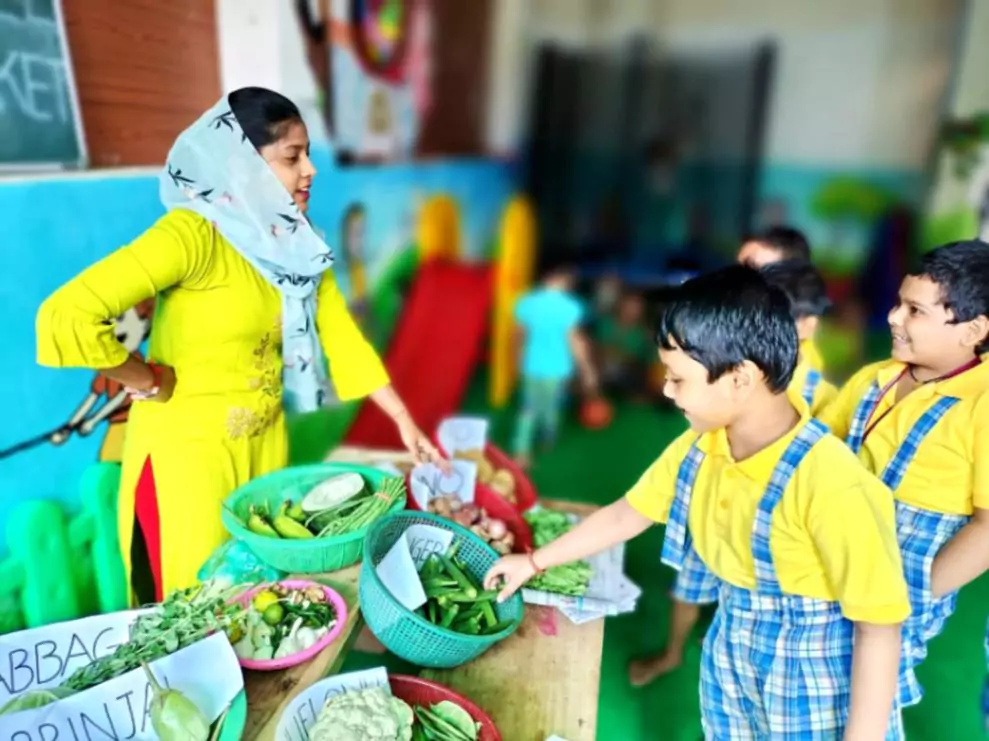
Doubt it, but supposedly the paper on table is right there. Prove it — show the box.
[275,667,390,741]
[409,460,477,508]
[0,633,242,740]
[0,609,146,704]
[376,533,428,611]
[522,511,642,619]
[437,416,489,455]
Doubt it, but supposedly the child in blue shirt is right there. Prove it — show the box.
[512,265,597,467]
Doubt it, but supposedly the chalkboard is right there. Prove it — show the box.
[0,0,86,169]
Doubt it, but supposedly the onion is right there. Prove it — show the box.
[453,511,475,527]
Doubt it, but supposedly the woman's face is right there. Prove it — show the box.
[260,120,317,213]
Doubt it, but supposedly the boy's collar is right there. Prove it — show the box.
[695,389,812,483]
[874,357,988,400]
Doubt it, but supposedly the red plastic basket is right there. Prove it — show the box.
[482,443,538,512]
[405,474,533,553]
[389,674,502,741]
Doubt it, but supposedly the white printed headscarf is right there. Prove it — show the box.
[160,95,333,413]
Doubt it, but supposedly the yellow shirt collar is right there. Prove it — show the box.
[695,389,813,484]
[873,357,988,400]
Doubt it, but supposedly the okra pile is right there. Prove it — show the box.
[417,544,515,636]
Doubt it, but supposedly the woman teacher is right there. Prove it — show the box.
[36,88,443,603]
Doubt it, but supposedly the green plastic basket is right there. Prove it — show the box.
[217,690,247,740]
[359,511,524,669]
[221,463,404,574]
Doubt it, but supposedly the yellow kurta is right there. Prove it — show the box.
[36,209,389,598]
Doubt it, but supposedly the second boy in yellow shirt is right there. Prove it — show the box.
[821,239,989,709]
[487,266,908,739]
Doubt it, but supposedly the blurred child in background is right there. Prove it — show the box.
[512,265,598,468]
[737,225,812,268]
[760,259,838,412]
[596,291,654,402]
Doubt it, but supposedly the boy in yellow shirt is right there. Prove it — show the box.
[820,239,989,709]
[487,265,908,739]
[629,257,838,686]
[737,226,825,370]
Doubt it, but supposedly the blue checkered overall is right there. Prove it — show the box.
[663,419,903,739]
[801,368,822,409]
[846,387,968,707]
[666,445,722,605]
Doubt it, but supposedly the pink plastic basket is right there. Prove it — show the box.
[231,579,348,671]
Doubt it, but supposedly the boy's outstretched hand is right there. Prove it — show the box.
[484,555,537,603]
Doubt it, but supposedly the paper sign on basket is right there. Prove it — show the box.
[0,633,242,741]
[276,667,389,741]
[376,524,453,610]
[376,533,428,611]
[0,609,146,704]
[437,416,489,455]
[409,460,477,509]
[405,524,454,568]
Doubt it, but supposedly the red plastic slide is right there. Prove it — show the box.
[345,260,494,449]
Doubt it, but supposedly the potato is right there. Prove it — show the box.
[489,477,517,504]
[476,457,495,484]
[455,448,485,462]
[491,468,516,493]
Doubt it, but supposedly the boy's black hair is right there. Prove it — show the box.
[909,240,989,353]
[759,259,831,320]
[540,262,578,283]
[744,226,812,262]
[656,265,797,392]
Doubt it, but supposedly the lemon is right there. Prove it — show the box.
[226,623,244,644]
[262,603,285,626]
[252,590,279,613]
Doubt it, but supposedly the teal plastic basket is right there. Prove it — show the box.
[221,463,404,573]
[360,511,524,669]
[216,690,247,740]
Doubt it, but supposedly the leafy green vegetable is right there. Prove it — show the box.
[61,585,244,693]
[524,509,592,596]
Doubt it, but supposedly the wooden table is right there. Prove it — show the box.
[242,465,605,741]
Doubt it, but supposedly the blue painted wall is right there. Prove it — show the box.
[0,152,514,546]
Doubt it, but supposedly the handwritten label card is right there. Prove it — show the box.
[375,533,428,611]
[0,610,147,704]
[276,668,389,741]
[0,633,243,741]
[404,524,454,569]
[409,460,477,509]
[437,416,489,455]
[375,525,454,610]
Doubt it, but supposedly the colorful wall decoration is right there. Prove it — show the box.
[0,154,513,550]
[295,0,433,162]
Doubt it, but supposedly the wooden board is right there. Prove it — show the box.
[243,565,363,741]
[422,498,604,741]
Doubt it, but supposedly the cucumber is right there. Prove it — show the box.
[301,473,366,513]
